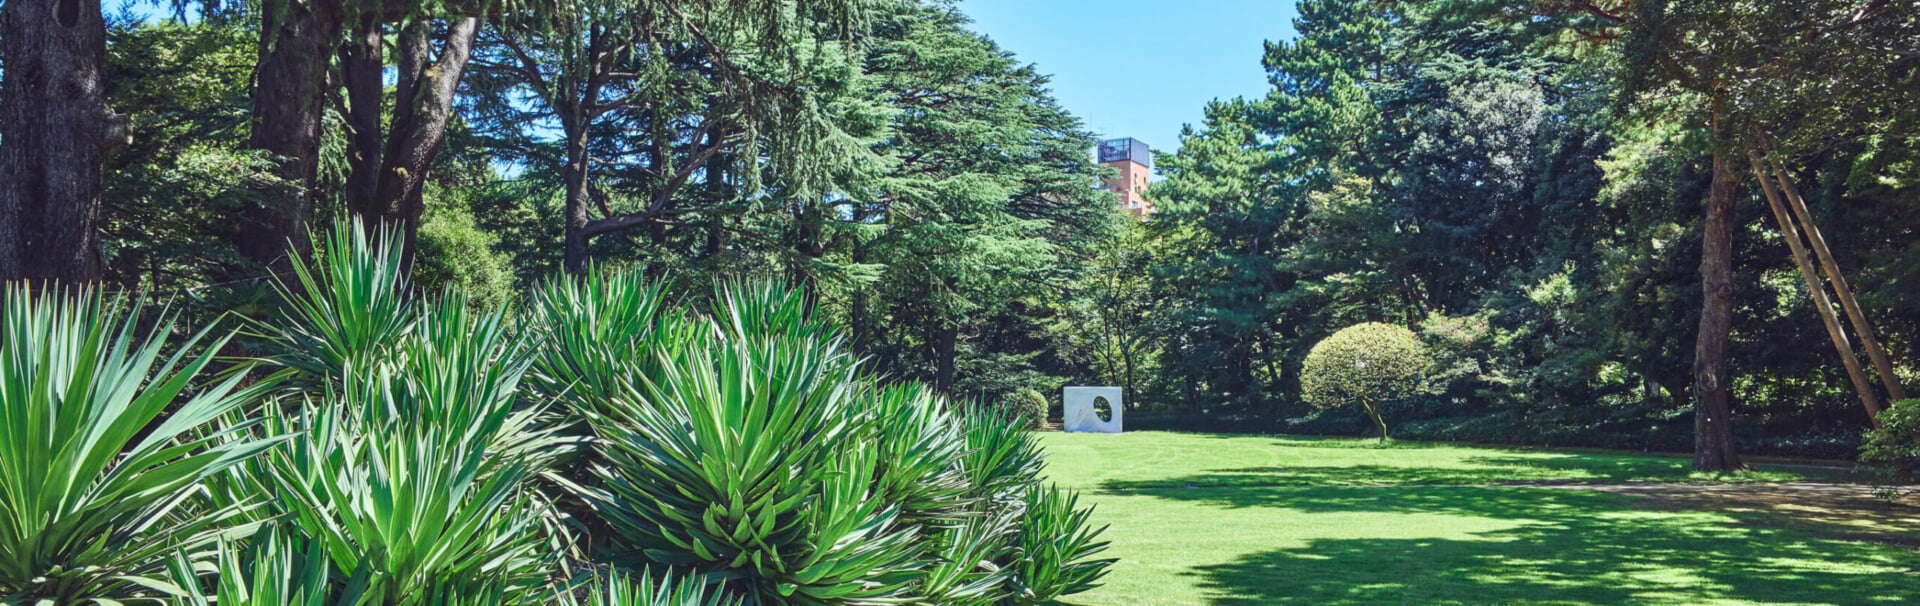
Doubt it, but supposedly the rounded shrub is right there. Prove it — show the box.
[1301,322,1431,442]
[1006,389,1050,429]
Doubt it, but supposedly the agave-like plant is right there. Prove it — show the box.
[524,270,675,413]
[581,331,925,603]
[1006,485,1114,604]
[0,285,284,602]
[200,217,571,605]
[265,395,556,604]
[570,569,736,606]
[572,281,934,604]
[165,527,334,606]
[555,274,1120,605]
[863,383,971,524]
[959,407,1046,503]
[267,218,417,385]
[911,509,1016,606]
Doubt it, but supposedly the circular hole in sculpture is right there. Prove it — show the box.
[1092,396,1113,423]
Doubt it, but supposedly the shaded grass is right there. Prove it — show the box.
[1042,432,1861,492]
[1041,432,1919,606]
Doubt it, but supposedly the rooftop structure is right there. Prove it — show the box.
[1097,137,1154,216]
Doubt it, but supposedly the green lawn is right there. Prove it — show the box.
[1041,432,1920,606]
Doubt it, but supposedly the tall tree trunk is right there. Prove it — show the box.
[340,17,385,214]
[1692,142,1746,472]
[561,119,592,275]
[369,17,481,266]
[244,0,343,275]
[1750,153,1882,426]
[933,322,957,394]
[0,0,124,283]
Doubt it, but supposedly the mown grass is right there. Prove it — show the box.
[1041,431,1920,606]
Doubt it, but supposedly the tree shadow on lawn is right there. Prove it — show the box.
[1098,456,1831,490]
[1169,486,1920,605]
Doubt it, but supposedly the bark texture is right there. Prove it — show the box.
[243,0,343,274]
[340,16,386,213]
[0,0,125,283]
[1692,147,1745,472]
[357,17,481,265]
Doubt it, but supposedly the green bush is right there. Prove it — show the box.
[1861,399,1920,472]
[1005,388,1050,429]
[1302,322,1432,442]
[414,196,516,309]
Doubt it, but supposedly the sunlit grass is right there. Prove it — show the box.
[1041,432,1919,606]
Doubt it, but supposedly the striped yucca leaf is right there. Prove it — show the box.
[910,507,1016,606]
[165,527,335,606]
[570,569,735,606]
[958,407,1045,504]
[710,280,833,345]
[525,269,676,414]
[862,383,971,524]
[578,313,923,603]
[266,217,417,386]
[0,284,285,602]
[1006,485,1113,605]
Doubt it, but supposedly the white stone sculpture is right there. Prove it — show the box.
[1063,386,1123,433]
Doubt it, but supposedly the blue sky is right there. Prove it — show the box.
[955,0,1298,158]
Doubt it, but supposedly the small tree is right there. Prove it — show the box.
[1302,322,1431,442]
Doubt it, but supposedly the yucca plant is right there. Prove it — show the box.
[1005,485,1114,605]
[264,298,556,605]
[863,383,971,524]
[0,285,284,602]
[165,527,334,606]
[580,331,925,603]
[525,270,675,413]
[570,280,942,604]
[570,569,736,606]
[958,407,1046,504]
[266,218,417,386]
[265,398,556,604]
[212,217,570,605]
[554,276,1120,605]
[911,509,1015,606]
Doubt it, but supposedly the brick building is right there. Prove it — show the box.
[1097,137,1154,216]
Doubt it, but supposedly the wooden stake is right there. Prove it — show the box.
[1752,154,1883,426]
[1757,132,1909,403]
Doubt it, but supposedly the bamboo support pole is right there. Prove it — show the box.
[1757,132,1909,403]
[1750,153,1883,426]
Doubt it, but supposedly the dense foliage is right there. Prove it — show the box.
[1861,399,1920,475]
[5,0,1917,488]
[0,222,1113,604]
[1301,323,1431,441]
[1107,0,1920,461]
